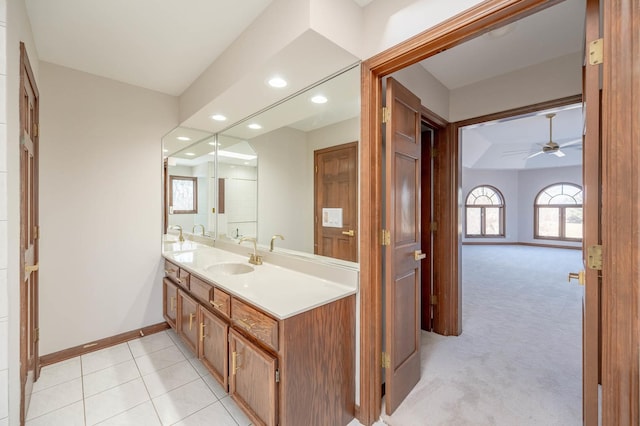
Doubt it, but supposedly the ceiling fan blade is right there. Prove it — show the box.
[553,150,566,157]
[526,151,545,159]
[559,139,582,148]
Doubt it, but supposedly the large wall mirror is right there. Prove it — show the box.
[163,64,360,264]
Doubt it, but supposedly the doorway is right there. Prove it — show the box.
[358,0,614,424]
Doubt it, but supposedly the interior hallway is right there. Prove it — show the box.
[381,245,584,425]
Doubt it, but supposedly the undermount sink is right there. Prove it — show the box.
[205,262,255,276]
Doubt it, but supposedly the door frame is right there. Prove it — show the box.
[358,0,638,424]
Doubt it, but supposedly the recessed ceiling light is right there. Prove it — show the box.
[163,149,168,153]
[268,77,287,88]
[208,142,220,146]
[248,123,262,130]
[211,114,227,121]
[177,136,191,141]
[185,152,195,156]
[311,95,328,104]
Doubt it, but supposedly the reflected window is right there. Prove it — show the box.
[465,185,505,237]
[170,175,197,214]
[534,183,582,241]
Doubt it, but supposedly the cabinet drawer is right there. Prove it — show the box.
[231,298,278,351]
[190,275,213,303]
[209,288,230,319]
[164,259,190,289]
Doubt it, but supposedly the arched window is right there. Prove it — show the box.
[534,183,583,241]
[465,185,505,237]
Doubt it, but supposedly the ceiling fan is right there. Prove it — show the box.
[526,113,581,159]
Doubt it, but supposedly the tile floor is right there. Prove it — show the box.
[26,329,254,426]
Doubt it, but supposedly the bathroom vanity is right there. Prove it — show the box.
[162,243,356,426]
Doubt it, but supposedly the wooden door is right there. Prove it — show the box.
[420,124,434,331]
[178,290,198,353]
[163,278,178,329]
[383,77,422,414]
[581,0,601,423]
[229,328,278,426]
[20,42,40,423]
[314,142,358,262]
[199,308,229,390]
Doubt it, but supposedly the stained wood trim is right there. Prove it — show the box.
[359,1,570,424]
[601,0,640,423]
[39,322,169,367]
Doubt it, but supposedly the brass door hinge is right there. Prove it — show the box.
[382,107,391,124]
[275,369,280,383]
[431,295,438,305]
[430,222,438,232]
[587,245,603,270]
[315,165,318,173]
[381,352,390,369]
[34,327,39,343]
[381,229,391,246]
[33,225,39,240]
[430,147,438,158]
[589,38,603,65]
[33,123,38,138]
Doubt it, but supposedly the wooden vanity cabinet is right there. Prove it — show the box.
[177,290,199,353]
[229,328,278,426]
[164,259,190,289]
[199,307,229,390]
[162,278,178,329]
[162,264,355,426]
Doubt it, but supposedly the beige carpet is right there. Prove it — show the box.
[381,245,584,426]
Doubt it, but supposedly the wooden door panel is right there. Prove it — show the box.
[178,291,198,354]
[314,142,358,262]
[229,329,278,426]
[163,278,178,329]
[582,0,601,423]
[199,308,228,390]
[384,77,422,414]
[20,42,39,423]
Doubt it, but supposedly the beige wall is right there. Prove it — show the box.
[38,62,178,354]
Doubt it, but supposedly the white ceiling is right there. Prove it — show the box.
[420,0,584,90]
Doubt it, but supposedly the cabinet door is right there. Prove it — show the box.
[163,278,178,329]
[199,308,229,390]
[178,290,198,354]
[229,329,278,426]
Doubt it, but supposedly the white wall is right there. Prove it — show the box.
[450,52,582,121]
[461,166,583,248]
[518,166,582,248]
[38,62,178,354]
[462,168,520,243]
[0,2,7,423]
[6,0,39,422]
[249,127,310,252]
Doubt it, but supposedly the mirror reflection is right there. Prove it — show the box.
[163,64,360,263]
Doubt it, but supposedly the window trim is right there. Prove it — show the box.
[534,182,583,242]
[170,175,198,214]
[464,185,505,238]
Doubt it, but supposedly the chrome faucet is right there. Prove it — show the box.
[238,237,263,265]
[192,224,205,236]
[171,225,185,242]
[270,234,284,252]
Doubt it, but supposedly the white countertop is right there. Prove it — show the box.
[162,244,357,320]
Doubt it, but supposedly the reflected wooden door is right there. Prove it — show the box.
[581,0,601,423]
[20,42,40,423]
[314,142,358,262]
[384,77,422,414]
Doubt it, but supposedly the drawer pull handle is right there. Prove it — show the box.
[210,300,223,309]
[237,318,255,330]
[189,313,195,330]
[176,278,182,284]
[170,296,176,312]
[164,269,176,275]
[200,323,205,342]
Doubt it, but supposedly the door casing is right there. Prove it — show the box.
[358,0,638,424]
